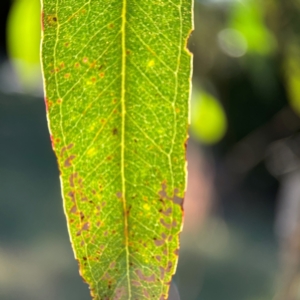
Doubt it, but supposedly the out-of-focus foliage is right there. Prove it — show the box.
[6,0,41,92]
[228,0,276,56]
[191,88,227,144]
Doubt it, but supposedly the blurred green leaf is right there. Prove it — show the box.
[191,88,227,144]
[228,0,276,56]
[7,0,41,91]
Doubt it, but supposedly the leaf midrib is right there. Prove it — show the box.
[121,0,131,297]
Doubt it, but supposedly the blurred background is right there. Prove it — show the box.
[1,0,300,299]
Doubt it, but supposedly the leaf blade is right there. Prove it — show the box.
[41,0,193,299]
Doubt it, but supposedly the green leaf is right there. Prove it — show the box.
[41,0,193,299]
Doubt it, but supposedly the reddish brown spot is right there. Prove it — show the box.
[109,23,114,28]
[161,207,172,216]
[80,240,85,246]
[155,255,161,262]
[109,262,116,269]
[154,239,165,247]
[159,183,183,205]
[112,128,118,135]
[64,42,70,47]
[60,62,65,68]
[116,192,122,199]
[74,62,80,68]
[60,143,74,157]
[83,57,88,63]
[82,256,87,261]
[106,156,112,161]
[64,73,71,78]
[174,249,179,256]
[80,211,85,221]
[166,261,173,272]
[69,173,78,187]
[91,77,96,83]
[135,269,155,282]
[159,266,165,280]
[99,72,105,78]
[70,205,77,214]
[64,155,76,167]
[57,98,62,104]
[44,97,49,112]
[126,50,131,55]
[49,134,55,148]
[96,221,101,227]
[143,289,150,298]
[132,280,141,286]
[160,218,171,230]
[82,222,90,231]
[68,191,75,203]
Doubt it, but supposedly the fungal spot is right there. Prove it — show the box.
[47,14,58,26]
[57,98,62,104]
[99,72,105,78]
[109,262,116,269]
[116,192,122,199]
[109,23,114,28]
[60,62,65,68]
[64,155,76,167]
[64,73,71,79]
[64,42,70,47]
[83,57,88,63]
[155,255,161,262]
[126,50,131,55]
[74,62,80,68]
[83,256,87,261]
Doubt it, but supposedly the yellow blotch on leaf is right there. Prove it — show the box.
[87,147,97,156]
[148,60,155,67]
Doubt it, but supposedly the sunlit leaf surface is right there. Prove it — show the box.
[41,0,193,299]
